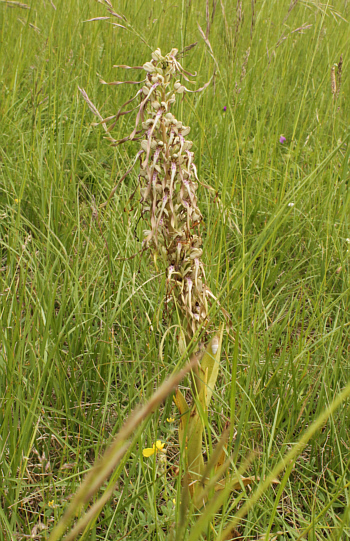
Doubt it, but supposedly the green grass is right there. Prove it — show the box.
[1,0,350,539]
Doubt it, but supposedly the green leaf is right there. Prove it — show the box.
[199,324,224,408]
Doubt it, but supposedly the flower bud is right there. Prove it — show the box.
[183,141,193,150]
[152,48,163,61]
[151,101,161,110]
[143,61,155,73]
[190,248,203,259]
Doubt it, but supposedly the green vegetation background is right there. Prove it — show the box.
[0,0,350,539]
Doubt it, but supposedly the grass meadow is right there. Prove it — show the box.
[1,0,350,539]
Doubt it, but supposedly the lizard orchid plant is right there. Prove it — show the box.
[79,46,229,502]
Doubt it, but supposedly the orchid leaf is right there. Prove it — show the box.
[174,389,190,449]
[200,324,224,408]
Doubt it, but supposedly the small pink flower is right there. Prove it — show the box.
[279,135,286,144]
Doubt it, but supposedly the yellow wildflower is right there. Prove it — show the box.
[166,417,175,423]
[48,500,54,507]
[142,440,165,458]
[15,199,19,203]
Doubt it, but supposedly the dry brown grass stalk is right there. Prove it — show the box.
[0,0,30,8]
[331,65,337,97]
[336,54,343,98]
